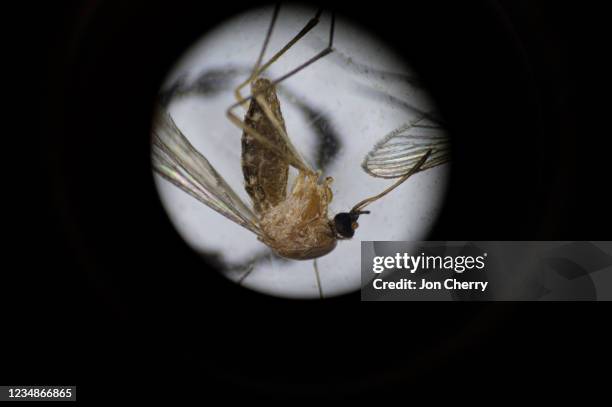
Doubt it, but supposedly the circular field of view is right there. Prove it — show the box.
[152,4,451,299]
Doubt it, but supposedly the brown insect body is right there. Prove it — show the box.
[241,78,290,214]
[241,78,337,260]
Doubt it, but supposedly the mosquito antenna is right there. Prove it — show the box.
[351,149,432,213]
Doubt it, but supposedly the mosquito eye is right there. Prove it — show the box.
[334,213,355,238]
[352,221,359,230]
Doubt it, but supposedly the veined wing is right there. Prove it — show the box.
[362,115,450,179]
[152,109,263,237]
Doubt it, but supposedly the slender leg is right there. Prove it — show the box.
[234,3,281,108]
[313,259,324,299]
[237,263,254,285]
[232,9,334,107]
[233,7,328,107]
[226,10,336,169]
[237,252,279,285]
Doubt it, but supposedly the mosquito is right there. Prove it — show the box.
[151,4,450,297]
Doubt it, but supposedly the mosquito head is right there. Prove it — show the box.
[333,210,370,239]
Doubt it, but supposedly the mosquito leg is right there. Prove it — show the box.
[236,9,335,103]
[233,7,328,107]
[268,10,334,89]
[237,263,255,285]
[313,258,324,299]
[226,10,336,172]
[236,251,282,285]
[234,4,281,108]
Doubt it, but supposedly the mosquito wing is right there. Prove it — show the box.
[361,115,450,179]
[152,109,263,237]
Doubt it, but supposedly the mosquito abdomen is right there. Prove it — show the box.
[241,78,290,214]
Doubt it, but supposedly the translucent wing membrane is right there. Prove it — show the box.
[152,109,263,237]
[362,115,450,179]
